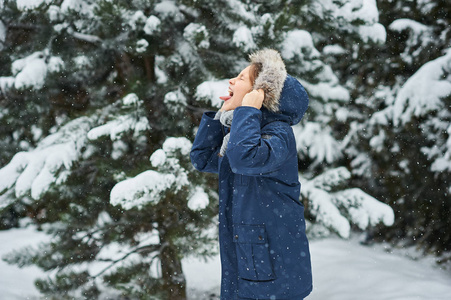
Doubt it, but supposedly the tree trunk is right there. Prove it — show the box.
[159,237,187,300]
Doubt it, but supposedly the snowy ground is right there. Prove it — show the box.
[1,227,451,300]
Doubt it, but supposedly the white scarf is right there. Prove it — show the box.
[214,110,234,157]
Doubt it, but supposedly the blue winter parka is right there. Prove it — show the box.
[190,75,313,300]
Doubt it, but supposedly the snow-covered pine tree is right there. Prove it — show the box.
[327,0,451,253]
[0,1,220,298]
[1,0,395,298]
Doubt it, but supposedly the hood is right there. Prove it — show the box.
[250,49,287,112]
[261,75,309,127]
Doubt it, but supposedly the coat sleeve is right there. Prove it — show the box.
[226,106,294,176]
[190,111,223,174]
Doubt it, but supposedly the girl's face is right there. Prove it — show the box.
[221,66,253,111]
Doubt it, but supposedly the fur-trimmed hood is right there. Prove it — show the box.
[250,49,287,112]
[250,49,309,126]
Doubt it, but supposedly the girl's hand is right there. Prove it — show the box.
[242,89,265,109]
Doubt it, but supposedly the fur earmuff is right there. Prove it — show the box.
[249,49,287,112]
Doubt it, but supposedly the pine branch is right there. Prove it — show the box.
[7,23,41,31]
[92,242,167,278]
[67,28,102,44]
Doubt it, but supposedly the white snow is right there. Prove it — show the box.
[154,0,184,22]
[47,5,61,22]
[322,45,346,55]
[9,52,64,90]
[308,236,451,300]
[369,129,386,152]
[164,90,187,112]
[0,117,92,201]
[154,56,168,84]
[111,140,128,160]
[110,170,176,209]
[433,123,451,172]
[0,76,15,95]
[87,115,150,141]
[358,23,386,43]
[183,23,210,49]
[12,52,47,90]
[233,26,256,52]
[162,137,192,156]
[122,93,141,106]
[252,14,275,40]
[225,0,256,23]
[0,226,49,300]
[112,136,194,210]
[136,39,149,53]
[47,56,65,73]
[294,122,343,164]
[300,168,394,238]
[300,80,350,103]
[128,11,147,30]
[16,0,45,10]
[2,227,451,300]
[281,30,320,60]
[310,0,386,44]
[0,20,6,49]
[304,182,351,238]
[392,49,451,126]
[187,187,209,211]
[144,16,161,35]
[73,55,91,69]
[150,149,167,167]
[310,166,350,191]
[334,188,395,229]
[195,79,229,108]
[60,0,87,15]
[389,18,429,35]
[389,18,433,64]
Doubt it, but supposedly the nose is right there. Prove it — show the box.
[229,77,236,85]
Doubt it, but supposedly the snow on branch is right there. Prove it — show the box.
[299,80,350,103]
[429,123,451,173]
[303,181,351,238]
[0,117,93,200]
[280,32,350,103]
[310,0,386,43]
[233,25,256,52]
[87,93,150,141]
[110,170,177,210]
[68,28,102,44]
[389,19,434,64]
[16,0,45,11]
[110,137,206,211]
[0,51,65,92]
[188,187,209,211]
[333,188,395,229]
[301,168,395,238]
[0,20,6,51]
[294,122,343,165]
[311,166,351,191]
[393,49,451,126]
[281,30,320,61]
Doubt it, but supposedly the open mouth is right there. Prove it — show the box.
[220,89,233,101]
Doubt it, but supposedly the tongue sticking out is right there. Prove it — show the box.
[219,95,232,101]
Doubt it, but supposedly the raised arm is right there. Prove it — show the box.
[226,106,294,176]
[190,111,223,174]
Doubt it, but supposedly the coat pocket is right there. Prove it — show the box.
[233,224,275,281]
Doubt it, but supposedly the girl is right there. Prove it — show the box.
[191,49,312,300]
